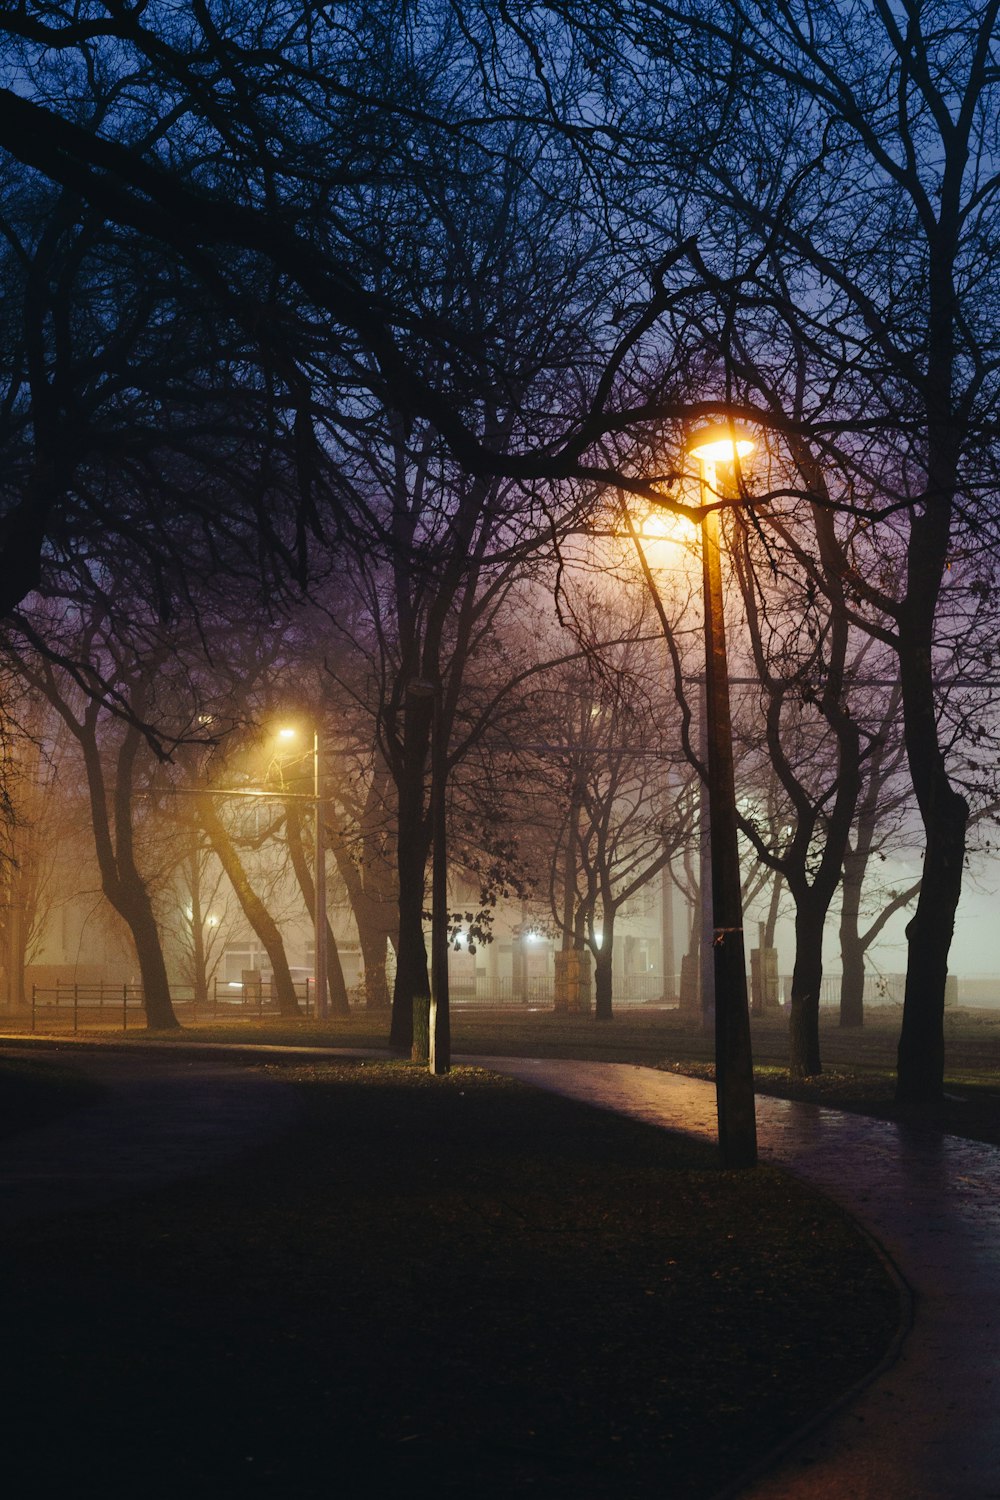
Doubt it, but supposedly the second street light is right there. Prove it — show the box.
[637,427,758,1167]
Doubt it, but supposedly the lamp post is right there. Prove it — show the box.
[278,723,328,1020]
[687,425,758,1169]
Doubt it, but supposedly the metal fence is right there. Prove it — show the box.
[28,979,323,1033]
[26,970,672,1030]
[816,973,906,1007]
[451,972,668,1008]
[30,983,146,1033]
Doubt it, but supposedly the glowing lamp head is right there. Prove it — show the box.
[277,726,297,742]
[687,424,755,465]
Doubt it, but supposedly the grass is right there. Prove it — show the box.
[654,1009,1000,1146]
[0,1055,901,1499]
[0,1051,104,1141]
[22,1000,996,1144]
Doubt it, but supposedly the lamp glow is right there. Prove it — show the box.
[688,425,755,465]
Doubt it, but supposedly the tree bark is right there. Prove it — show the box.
[788,896,825,1077]
[838,850,865,1029]
[329,838,393,1010]
[118,886,176,1029]
[357,920,392,1010]
[593,909,615,1020]
[198,794,300,1017]
[79,707,177,1029]
[896,508,968,1102]
[389,693,433,1052]
[186,850,210,1009]
[285,799,350,1016]
[763,870,782,950]
[896,765,966,1103]
[390,820,430,1050]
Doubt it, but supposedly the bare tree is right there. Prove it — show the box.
[194,790,301,1019]
[5,611,179,1029]
[558,0,1000,1100]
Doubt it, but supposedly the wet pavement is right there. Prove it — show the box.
[470,1057,1000,1500]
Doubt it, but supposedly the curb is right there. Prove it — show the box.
[709,1216,914,1498]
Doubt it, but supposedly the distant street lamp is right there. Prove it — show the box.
[686,424,758,1168]
[278,723,328,1020]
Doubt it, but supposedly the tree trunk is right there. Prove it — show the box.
[78,710,178,1030]
[763,870,782,949]
[329,839,393,1010]
[389,694,433,1052]
[896,504,968,1103]
[593,913,615,1020]
[788,898,825,1077]
[187,851,210,1009]
[660,860,676,1003]
[285,799,350,1015]
[360,927,392,1010]
[838,850,865,1028]
[390,822,430,1050]
[198,795,300,1017]
[120,889,177,1029]
[897,779,966,1103]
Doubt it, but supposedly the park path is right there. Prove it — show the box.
[0,1045,301,1226]
[469,1057,1000,1500]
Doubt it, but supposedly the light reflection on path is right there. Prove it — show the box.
[469,1056,1000,1500]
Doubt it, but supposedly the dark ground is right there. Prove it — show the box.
[0,1050,901,1499]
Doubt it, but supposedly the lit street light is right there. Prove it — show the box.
[278,723,328,1020]
[686,424,758,1168]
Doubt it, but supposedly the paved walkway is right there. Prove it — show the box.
[471,1057,1000,1500]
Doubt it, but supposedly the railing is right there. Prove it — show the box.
[817,973,906,1007]
[26,971,673,1030]
[30,983,146,1033]
[209,977,318,1018]
[453,973,669,1008]
[28,978,322,1033]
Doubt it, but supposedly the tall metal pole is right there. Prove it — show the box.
[698,458,757,1169]
[314,726,328,1021]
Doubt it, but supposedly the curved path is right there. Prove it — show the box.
[470,1057,1000,1500]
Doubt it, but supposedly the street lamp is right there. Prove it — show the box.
[278,723,328,1020]
[686,423,758,1168]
